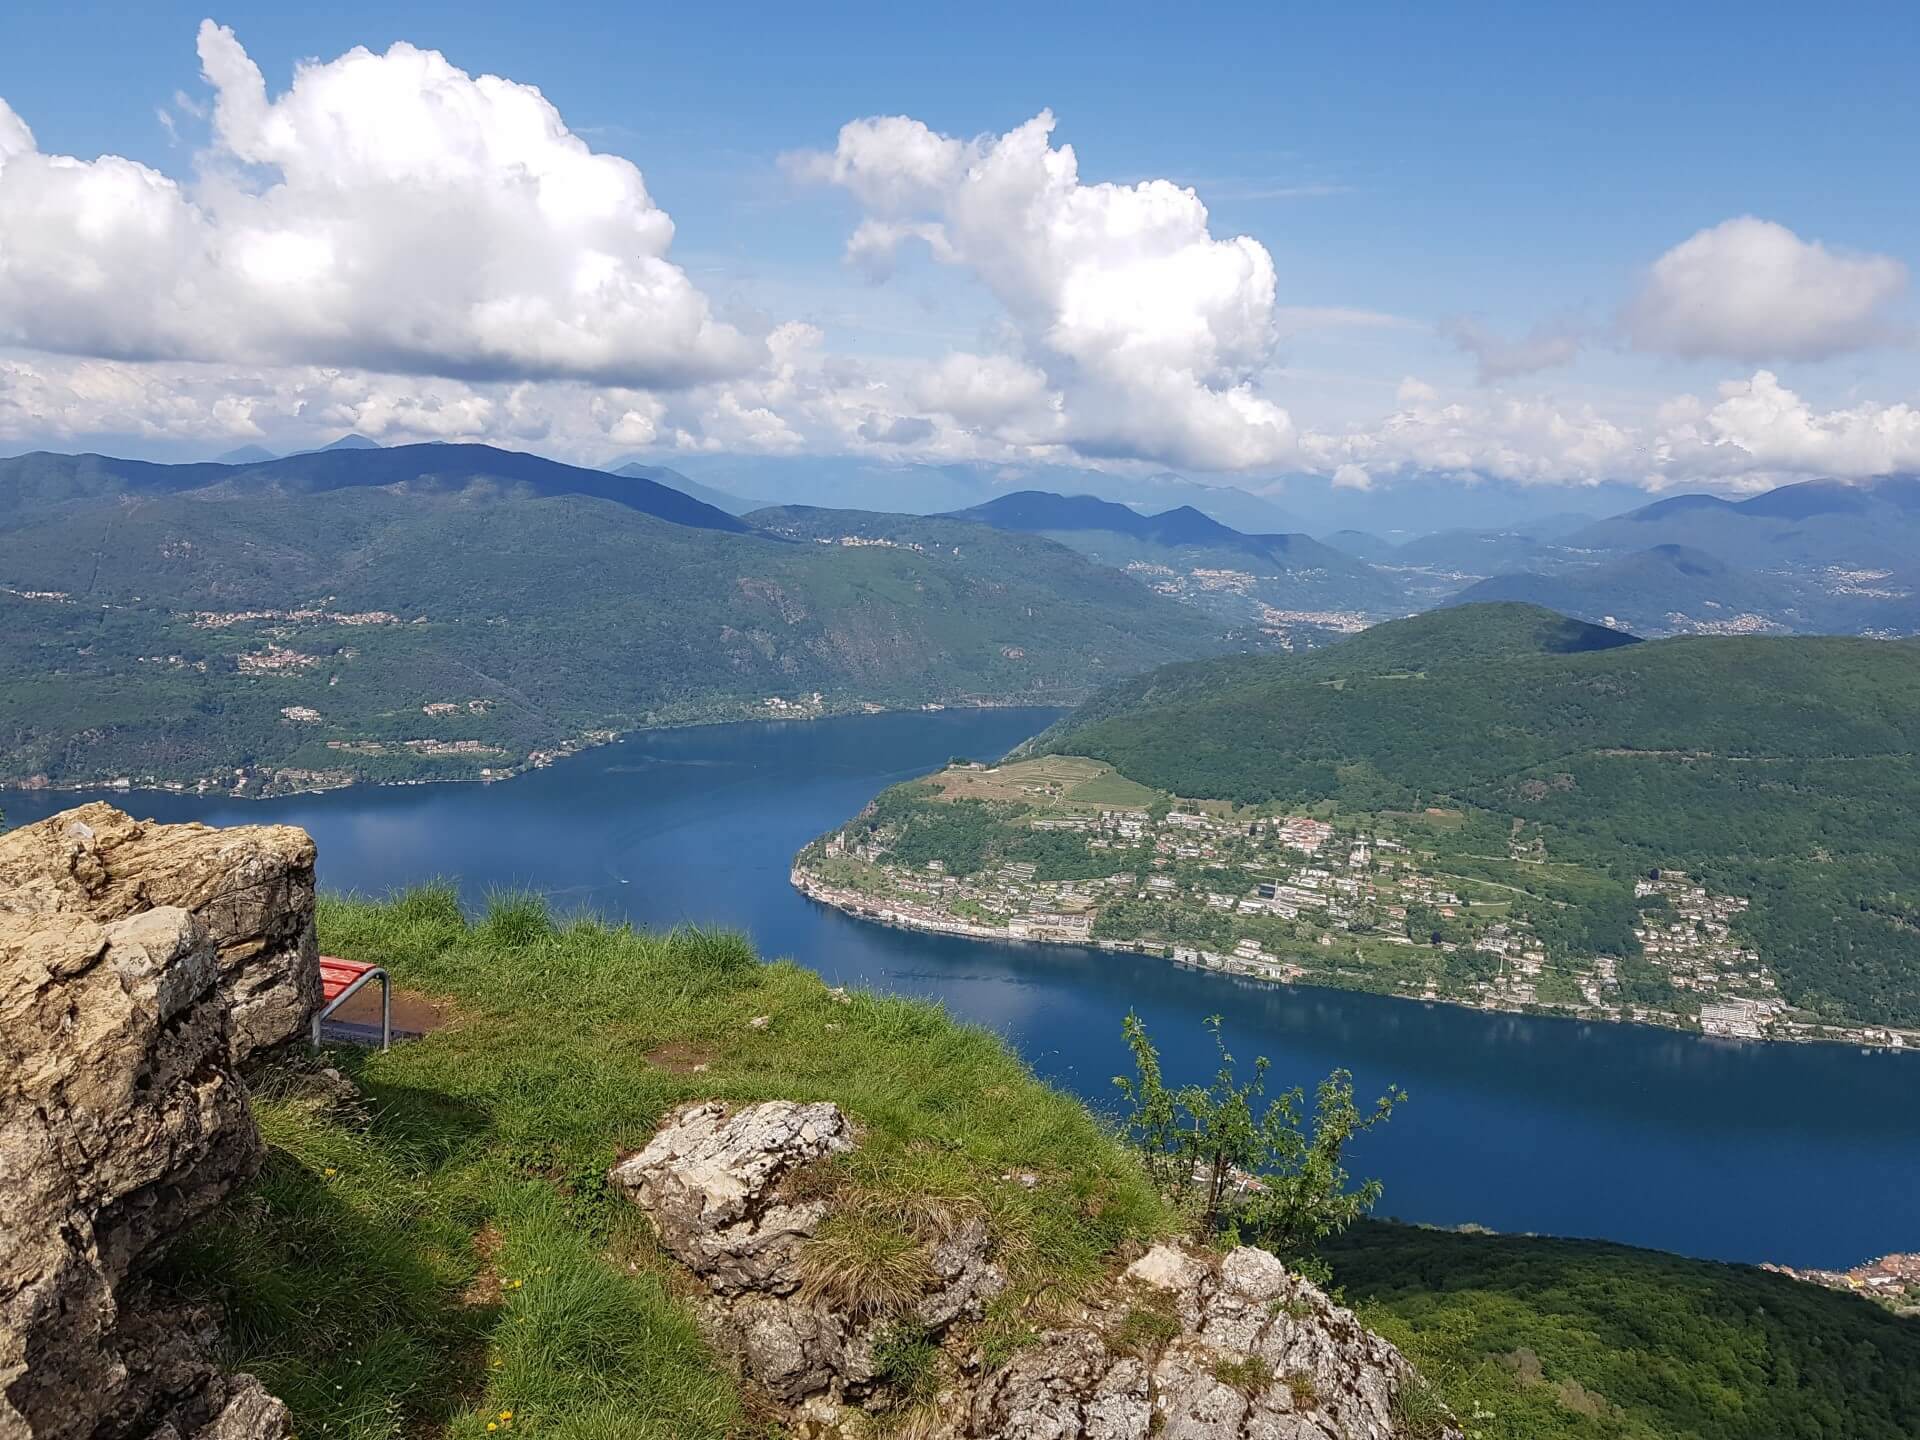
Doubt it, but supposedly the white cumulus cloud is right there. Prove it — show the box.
[1624,217,1909,363]
[1654,370,1920,486]
[0,22,759,387]
[795,110,1297,471]
[1302,382,1640,486]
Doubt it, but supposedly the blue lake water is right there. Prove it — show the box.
[8,706,1917,1269]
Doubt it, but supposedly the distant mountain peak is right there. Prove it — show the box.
[320,433,383,451]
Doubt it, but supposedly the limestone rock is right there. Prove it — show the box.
[0,902,286,1440]
[610,1100,856,1295]
[0,803,320,1062]
[615,1100,1451,1438]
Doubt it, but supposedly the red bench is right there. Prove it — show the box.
[313,955,392,1050]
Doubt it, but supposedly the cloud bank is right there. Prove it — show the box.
[0,25,1915,499]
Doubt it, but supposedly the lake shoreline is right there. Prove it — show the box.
[792,864,1920,1056]
[4,704,1914,1266]
[0,695,1067,804]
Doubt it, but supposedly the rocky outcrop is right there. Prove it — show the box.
[613,1100,1454,1440]
[970,1244,1428,1440]
[613,1100,857,1297]
[0,804,320,1062]
[1,811,303,1440]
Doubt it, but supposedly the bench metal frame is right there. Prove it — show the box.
[312,964,392,1051]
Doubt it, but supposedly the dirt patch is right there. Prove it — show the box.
[644,1041,715,1075]
[326,984,453,1035]
[464,1224,505,1308]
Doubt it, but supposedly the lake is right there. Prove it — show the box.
[8,706,1916,1269]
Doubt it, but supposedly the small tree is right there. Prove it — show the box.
[1114,1013,1403,1260]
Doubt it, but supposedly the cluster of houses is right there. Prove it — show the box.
[800,772,1920,1050]
[1763,1251,1920,1316]
[1631,871,1788,1036]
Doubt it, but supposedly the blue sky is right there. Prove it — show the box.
[1,3,1917,498]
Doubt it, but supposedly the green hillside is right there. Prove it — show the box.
[0,449,1235,792]
[1030,604,1920,1026]
[162,890,1920,1440]
[1329,1222,1920,1440]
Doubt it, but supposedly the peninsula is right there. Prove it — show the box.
[794,605,1920,1048]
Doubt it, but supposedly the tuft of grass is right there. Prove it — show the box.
[1387,1372,1455,1439]
[476,890,556,950]
[1113,1297,1182,1357]
[798,1200,935,1319]
[1207,1354,1274,1396]
[869,1322,942,1406]
[1283,1368,1318,1410]
[1267,1293,1317,1322]
[159,886,1170,1439]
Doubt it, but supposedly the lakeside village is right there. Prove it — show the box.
[1762,1253,1920,1318]
[792,757,1920,1051]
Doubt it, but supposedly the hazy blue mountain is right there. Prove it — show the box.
[645,455,1302,533]
[1388,529,1557,575]
[1567,474,1920,572]
[1512,510,1601,541]
[1319,529,1399,561]
[317,433,383,452]
[1445,546,1771,632]
[935,489,1407,621]
[213,444,278,465]
[610,461,767,516]
[1251,473,1647,536]
[944,490,1253,548]
[1445,543,1920,637]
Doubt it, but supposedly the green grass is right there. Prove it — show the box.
[157,886,1167,1440]
[154,886,1920,1440]
[1065,769,1163,809]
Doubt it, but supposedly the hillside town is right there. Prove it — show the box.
[1762,1252,1920,1317]
[793,757,1920,1050]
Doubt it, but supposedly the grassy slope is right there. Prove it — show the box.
[161,889,1164,1440]
[156,892,1920,1440]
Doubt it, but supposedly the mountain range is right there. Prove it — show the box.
[937,491,1406,623]
[0,444,1236,793]
[4,439,1917,794]
[1433,475,1920,635]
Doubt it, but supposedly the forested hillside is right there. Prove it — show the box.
[0,447,1234,793]
[1031,604,1920,1026]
